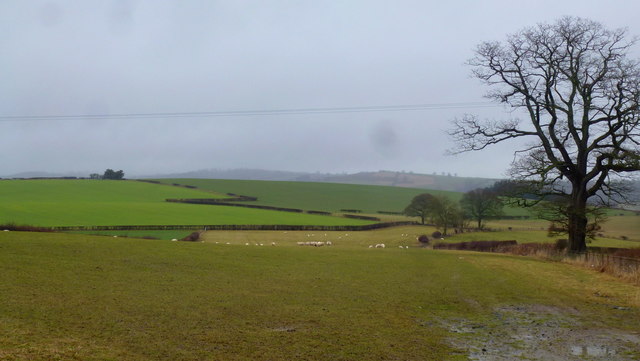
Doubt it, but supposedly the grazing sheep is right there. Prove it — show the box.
[405,246,409,249]
[171,239,178,241]
[271,242,276,246]
[245,243,250,246]
[226,242,230,245]
[326,241,332,246]
[399,245,404,249]
[297,241,327,246]
[375,243,386,248]
[369,245,373,248]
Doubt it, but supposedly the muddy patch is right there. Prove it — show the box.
[440,304,640,360]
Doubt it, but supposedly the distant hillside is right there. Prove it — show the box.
[144,169,499,192]
[319,171,499,192]
[142,168,318,182]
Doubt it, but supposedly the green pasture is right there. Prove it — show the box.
[71,229,198,240]
[486,215,640,243]
[1,231,638,360]
[201,223,640,250]
[0,179,371,227]
[152,178,459,213]
[153,178,533,217]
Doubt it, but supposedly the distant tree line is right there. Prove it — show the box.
[404,187,504,235]
[90,169,125,180]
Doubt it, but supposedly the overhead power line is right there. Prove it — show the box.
[0,101,499,122]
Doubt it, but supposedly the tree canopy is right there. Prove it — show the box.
[450,17,640,251]
[102,169,125,180]
[460,188,503,229]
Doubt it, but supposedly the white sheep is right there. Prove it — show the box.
[375,243,386,248]
[171,238,178,241]
[271,242,276,246]
[369,245,373,248]
[326,241,332,246]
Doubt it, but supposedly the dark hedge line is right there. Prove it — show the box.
[136,179,161,184]
[166,198,301,212]
[0,223,55,232]
[340,209,362,213]
[306,210,332,216]
[342,214,381,221]
[434,240,518,252]
[377,211,403,215]
[51,221,420,232]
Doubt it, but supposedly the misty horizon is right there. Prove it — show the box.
[3,1,640,179]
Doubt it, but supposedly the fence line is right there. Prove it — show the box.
[567,251,640,273]
[50,221,420,232]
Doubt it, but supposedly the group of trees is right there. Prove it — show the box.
[404,188,503,235]
[89,169,125,180]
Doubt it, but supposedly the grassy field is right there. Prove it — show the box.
[153,178,461,213]
[152,178,533,217]
[0,179,372,227]
[1,231,639,360]
[200,224,640,249]
[485,216,640,243]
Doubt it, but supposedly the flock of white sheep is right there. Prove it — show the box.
[173,231,416,249]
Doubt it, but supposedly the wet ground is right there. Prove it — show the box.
[442,305,640,360]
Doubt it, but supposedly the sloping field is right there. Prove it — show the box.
[153,178,460,213]
[0,179,371,227]
[153,178,533,217]
[0,231,638,360]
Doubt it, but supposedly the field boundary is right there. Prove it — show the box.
[49,221,419,232]
[165,198,383,221]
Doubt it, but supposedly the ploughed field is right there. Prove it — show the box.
[0,231,638,360]
[0,179,373,227]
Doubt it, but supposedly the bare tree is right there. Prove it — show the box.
[450,17,640,252]
[404,193,437,224]
[460,188,504,230]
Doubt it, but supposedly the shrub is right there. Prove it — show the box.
[431,231,442,239]
[612,248,640,259]
[433,240,517,252]
[555,239,569,250]
[417,235,429,244]
[180,232,200,242]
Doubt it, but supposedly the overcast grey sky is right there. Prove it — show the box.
[2,1,640,178]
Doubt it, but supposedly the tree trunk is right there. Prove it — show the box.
[568,192,588,252]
